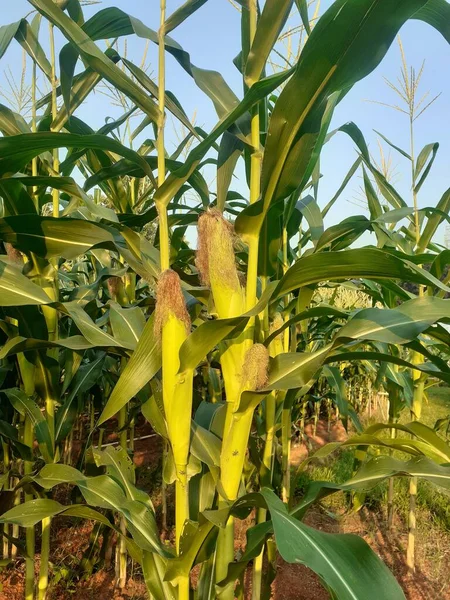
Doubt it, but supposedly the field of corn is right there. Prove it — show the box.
[0,0,450,599]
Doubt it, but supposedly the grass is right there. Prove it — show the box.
[422,385,450,433]
[296,386,450,532]
[293,388,450,593]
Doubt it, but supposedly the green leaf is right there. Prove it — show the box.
[245,0,294,86]
[414,142,439,193]
[0,215,118,260]
[109,303,145,350]
[164,520,215,584]
[315,216,371,252]
[347,455,450,490]
[0,19,51,77]
[0,260,52,307]
[142,552,177,600]
[297,195,324,246]
[164,0,209,34]
[142,391,168,439]
[343,122,412,219]
[54,62,105,130]
[366,421,450,463]
[322,156,362,218]
[0,179,37,216]
[216,132,244,212]
[362,167,383,222]
[267,296,450,391]
[0,498,116,531]
[303,431,449,467]
[35,464,129,511]
[274,248,450,299]
[326,350,450,386]
[0,499,64,527]
[154,67,293,207]
[265,305,349,347]
[295,456,450,518]
[98,315,161,425]
[242,0,428,237]
[2,176,118,222]
[0,420,33,461]
[295,0,311,35]
[374,130,411,160]
[178,283,276,372]
[418,186,450,253]
[4,388,54,462]
[0,103,30,136]
[261,488,405,600]
[0,336,92,359]
[64,302,127,349]
[28,0,161,123]
[117,54,200,140]
[179,317,245,373]
[335,296,450,346]
[55,353,106,442]
[77,6,239,119]
[0,22,20,58]
[190,422,221,468]
[92,446,149,503]
[0,132,153,179]
[414,0,450,44]
[323,366,361,431]
[375,207,414,224]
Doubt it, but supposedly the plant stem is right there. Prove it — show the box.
[281,406,291,504]
[216,503,235,593]
[38,518,51,600]
[407,108,424,575]
[2,441,10,560]
[161,441,168,538]
[245,0,261,316]
[156,0,170,271]
[387,422,396,529]
[24,414,35,600]
[252,392,276,599]
[313,400,320,437]
[49,22,59,218]
[176,468,189,600]
[17,351,35,598]
[31,60,38,208]
[117,405,127,588]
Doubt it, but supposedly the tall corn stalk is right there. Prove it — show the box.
[370,38,441,573]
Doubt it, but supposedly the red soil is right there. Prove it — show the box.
[0,418,448,600]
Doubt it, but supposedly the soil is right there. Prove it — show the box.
[1,417,448,600]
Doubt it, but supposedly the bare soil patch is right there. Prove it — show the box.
[1,419,448,599]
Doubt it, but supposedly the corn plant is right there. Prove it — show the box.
[1,1,450,600]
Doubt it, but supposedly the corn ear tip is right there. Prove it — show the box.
[243,343,270,390]
[154,269,191,339]
[195,208,241,291]
[4,242,23,266]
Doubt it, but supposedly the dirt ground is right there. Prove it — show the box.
[0,418,448,600]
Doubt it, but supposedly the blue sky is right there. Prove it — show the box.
[1,1,450,244]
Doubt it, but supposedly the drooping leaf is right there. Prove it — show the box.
[164,0,209,34]
[4,388,54,462]
[29,0,161,123]
[245,0,294,85]
[0,260,52,307]
[247,489,407,600]
[55,353,106,442]
[0,132,153,179]
[98,315,161,425]
[237,0,429,238]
